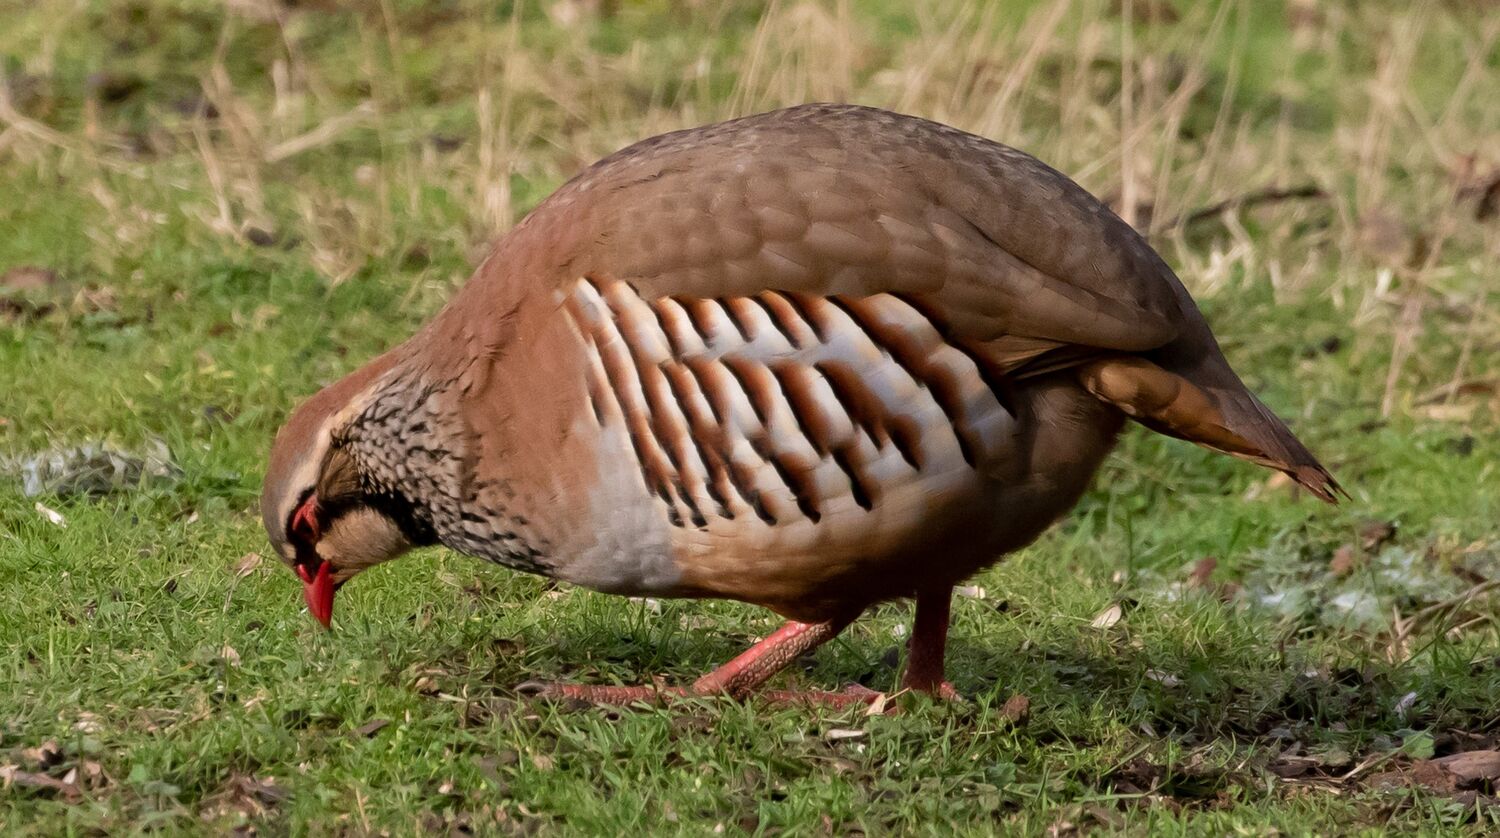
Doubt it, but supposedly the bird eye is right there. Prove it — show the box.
[287,491,322,547]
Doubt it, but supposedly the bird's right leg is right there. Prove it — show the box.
[898,586,963,701]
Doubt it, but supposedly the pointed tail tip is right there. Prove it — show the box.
[1289,463,1347,505]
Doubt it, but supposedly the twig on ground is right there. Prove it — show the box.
[1160,184,1329,232]
[1341,749,1398,783]
[1381,293,1427,418]
[1408,579,1500,632]
[0,76,130,172]
[1415,375,1500,406]
[264,101,377,164]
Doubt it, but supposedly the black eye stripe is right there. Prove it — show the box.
[285,487,317,545]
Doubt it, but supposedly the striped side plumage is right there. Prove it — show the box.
[565,276,1015,532]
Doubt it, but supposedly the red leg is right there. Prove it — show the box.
[900,587,962,700]
[531,616,872,705]
[691,619,847,696]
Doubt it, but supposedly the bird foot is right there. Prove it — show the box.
[895,674,965,702]
[923,681,965,703]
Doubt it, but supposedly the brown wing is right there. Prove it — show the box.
[549,104,1184,370]
[490,104,1336,501]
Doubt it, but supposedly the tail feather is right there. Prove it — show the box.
[1077,356,1343,503]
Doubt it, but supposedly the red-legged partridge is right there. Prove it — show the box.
[262,104,1339,705]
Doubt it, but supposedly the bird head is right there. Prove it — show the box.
[261,354,416,628]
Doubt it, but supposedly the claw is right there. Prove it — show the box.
[514,679,554,697]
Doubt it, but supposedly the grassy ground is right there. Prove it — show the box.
[2,0,1499,833]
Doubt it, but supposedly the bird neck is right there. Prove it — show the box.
[338,364,553,574]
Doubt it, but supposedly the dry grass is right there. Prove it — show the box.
[6,1,1497,392]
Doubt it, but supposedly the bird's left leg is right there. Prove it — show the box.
[690,617,854,698]
[899,586,963,700]
[529,615,876,706]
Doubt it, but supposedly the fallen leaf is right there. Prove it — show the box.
[76,760,107,791]
[0,765,79,800]
[21,740,64,771]
[1106,757,1163,794]
[1356,210,1414,266]
[954,585,986,599]
[200,773,289,821]
[1358,519,1398,552]
[354,718,391,738]
[1437,750,1500,787]
[1420,402,1477,423]
[1268,755,1315,779]
[1145,669,1182,687]
[627,596,663,615]
[410,669,445,695]
[1090,603,1123,629]
[1001,693,1031,725]
[232,552,264,578]
[1329,545,1360,576]
[825,728,867,742]
[1450,789,1500,812]
[242,774,288,804]
[1369,760,1452,793]
[1186,557,1217,589]
[34,502,66,528]
[72,712,103,734]
[1,266,60,292]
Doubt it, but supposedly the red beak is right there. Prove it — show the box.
[297,560,336,628]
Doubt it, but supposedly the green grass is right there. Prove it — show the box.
[3,0,1500,833]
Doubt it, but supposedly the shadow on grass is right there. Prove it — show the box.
[440,616,1448,742]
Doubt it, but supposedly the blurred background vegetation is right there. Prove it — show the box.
[2,0,1499,833]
